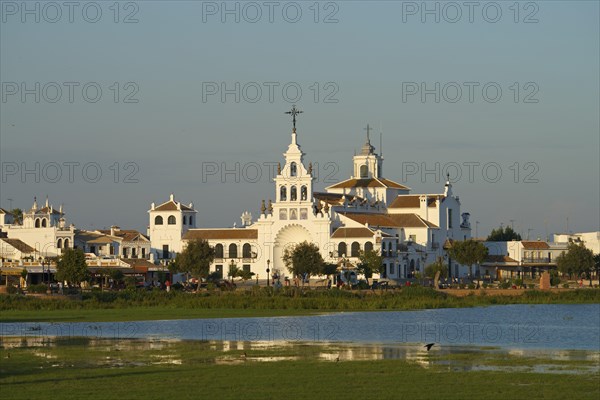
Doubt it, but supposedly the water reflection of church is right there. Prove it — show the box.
[150,107,472,280]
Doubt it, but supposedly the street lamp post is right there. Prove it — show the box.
[266,259,270,287]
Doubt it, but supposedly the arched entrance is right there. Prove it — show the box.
[272,224,313,274]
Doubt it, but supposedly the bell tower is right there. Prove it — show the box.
[271,106,314,218]
[352,124,383,179]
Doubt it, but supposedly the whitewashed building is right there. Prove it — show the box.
[0,197,75,258]
[170,109,474,281]
[553,232,600,255]
[148,194,197,261]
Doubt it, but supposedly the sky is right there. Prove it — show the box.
[1,0,599,240]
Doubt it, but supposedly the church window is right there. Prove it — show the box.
[388,242,393,256]
[290,162,297,177]
[229,243,238,258]
[338,242,347,257]
[351,242,360,257]
[242,243,252,258]
[155,216,163,225]
[290,209,298,220]
[448,209,453,228]
[365,241,373,252]
[280,186,287,201]
[215,244,224,258]
[301,186,307,201]
[183,216,187,225]
[64,239,69,248]
[35,218,40,228]
[291,186,297,201]
[168,215,176,225]
[162,245,169,259]
[57,238,62,249]
[300,208,308,220]
[279,209,287,220]
[389,263,395,275]
[41,218,47,227]
[189,216,193,226]
[360,165,368,178]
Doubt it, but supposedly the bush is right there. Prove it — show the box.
[499,281,511,289]
[7,285,20,295]
[514,278,523,288]
[482,283,489,289]
[562,283,570,289]
[28,284,48,294]
[459,283,466,289]
[467,283,476,290]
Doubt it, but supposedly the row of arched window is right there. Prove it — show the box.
[337,241,374,258]
[35,218,48,228]
[214,243,254,259]
[154,215,193,226]
[56,238,70,249]
[280,185,308,201]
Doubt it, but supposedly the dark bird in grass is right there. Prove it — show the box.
[335,355,340,362]
[424,343,435,351]
[242,352,247,360]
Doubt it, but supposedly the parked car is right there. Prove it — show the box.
[214,279,236,290]
[371,280,389,290]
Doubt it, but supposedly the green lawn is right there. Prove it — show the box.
[1,339,598,400]
[1,287,598,323]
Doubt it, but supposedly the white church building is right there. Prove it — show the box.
[149,107,473,281]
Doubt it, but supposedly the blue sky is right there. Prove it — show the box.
[1,0,598,239]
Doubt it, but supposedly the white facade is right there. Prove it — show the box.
[0,197,75,258]
[148,194,197,262]
[175,118,474,281]
[553,232,600,255]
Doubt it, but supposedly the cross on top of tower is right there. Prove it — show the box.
[285,105,303,131]
[364,124,373,142]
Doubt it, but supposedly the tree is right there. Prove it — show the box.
[238,269,255,283]
[487,226,522,241]
[425,257,448,279]
[425,258,449,289]
[10,208,23,225]
[556,243,595,284]
[56,249,90,290]
[447,240,488,277]
[172,239,215,292]
[357,249,383,284]
[228,263,240,282]
[282,241,324,285]
[594,254,600,286]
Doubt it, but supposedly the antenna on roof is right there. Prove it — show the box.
[379,122,383,157]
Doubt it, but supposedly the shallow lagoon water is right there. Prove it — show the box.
[2,304,599,351]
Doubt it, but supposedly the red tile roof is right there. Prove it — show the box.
[0,238,35,253]
[327,178,409,190]
[98,229,149,242]
[183,229,258,240]
[35,206,63,215]
[339,212,438,228]
[154,200,195,212]
[483,255,518,264]
[389,195,441,208]
[521,241,550,250]
[331,227,376,239]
